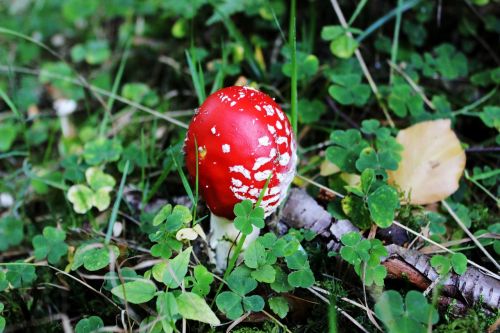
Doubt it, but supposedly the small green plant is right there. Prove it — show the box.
[32,226,68,265]
[430,253,468,276]
[375,290,439,333]
[340,231,388,286]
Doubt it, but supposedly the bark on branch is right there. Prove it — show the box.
[280,188,500,311]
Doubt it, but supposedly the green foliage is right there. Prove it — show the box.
[234,199,265,235]
[375,290,439,333]
[71,243,120,271]
[268,296,289,319]
[67,167,116,214]
[75,316,104,333]
[340,232,388,286]
[431,253,468,276]
[0,216,24,251]
[111,279,157,304]
[32,227,68,264]
[71,40,111,65]
[0,302,5,333]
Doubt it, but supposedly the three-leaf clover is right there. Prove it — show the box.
[32,227,68,264]
[375,290,439,333]
[388,84,425,117]
[326,129,369,173]
[234,200,265,235]
[67,167,116,214]
[75,316,104,333]
[216,266,265,320]
[431,253,467,276]
[71,243,120,271]
[83,137,123,166]
[0,216,24,251]
[321,25,360,59]
[340,232,388,286]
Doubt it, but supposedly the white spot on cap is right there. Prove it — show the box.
[254,170,272,181]
[249,188,259,197]
[230,165,251,179]
[232,178,243,187]
[276,136,288,146]
[276,108,285,120]
[276,121,283,129]
[263,104,275,116]
[267,125,276,134]
[258,136,270,146]
[222,144,231,153]
[230,101,236,107]
[255,105,261,111]
[279,152,290,166]
[230,185,249,193]
[211,126,217,134]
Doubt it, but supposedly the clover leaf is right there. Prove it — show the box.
[71,243,120,271]
[367,184,399,228]
[375,290,439,333]
[298,99,326,124]
[6,262,36,288]
[67,168,116,214]
[326,129,369,173]
[234,199,265,235]
[75,316,104,333]
[32,227,68,264]
[216,266,264,320]
[187,265,214,297]
[0,216,24,251]
[434,44,468,80]
[83,137,123,165]
[388,84,425,117]
[480,106,500,131]
[0,302,5,333]
[340,232,388,286]
[431,253,467,276]
[269,296,289,319]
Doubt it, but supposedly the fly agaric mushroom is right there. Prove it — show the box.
[184,86,296,270]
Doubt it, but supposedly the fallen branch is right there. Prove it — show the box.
[279,188,500,311]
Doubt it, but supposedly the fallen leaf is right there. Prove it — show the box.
[388,119,466,205]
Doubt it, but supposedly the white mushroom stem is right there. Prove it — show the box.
[208,212,260,273]
[54,99,77,138]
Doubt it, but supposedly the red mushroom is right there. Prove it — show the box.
[184,86,296,270]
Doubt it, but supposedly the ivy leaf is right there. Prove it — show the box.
[326,129,369,173]
[83,137,123,166]
[32,227,68,264]
[0,216,24,251]
[176,292,220,325]
[75,316,104,333]
[367,185,399,228]
[234,200,265,235]
[111,280,157,304]
[269,297,289,319]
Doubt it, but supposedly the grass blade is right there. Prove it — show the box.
[389,0,403,84]
[356,0,421,43]
[0,85,22,120]
[105,160,130,244]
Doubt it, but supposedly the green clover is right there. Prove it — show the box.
[32,227,68,264]
[234,200,265,235]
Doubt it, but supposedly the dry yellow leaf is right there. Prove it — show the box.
[387,119,466,205]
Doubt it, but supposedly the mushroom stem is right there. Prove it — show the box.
[208,212,260,272]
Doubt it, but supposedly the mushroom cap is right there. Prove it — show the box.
[184,86,297,219]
